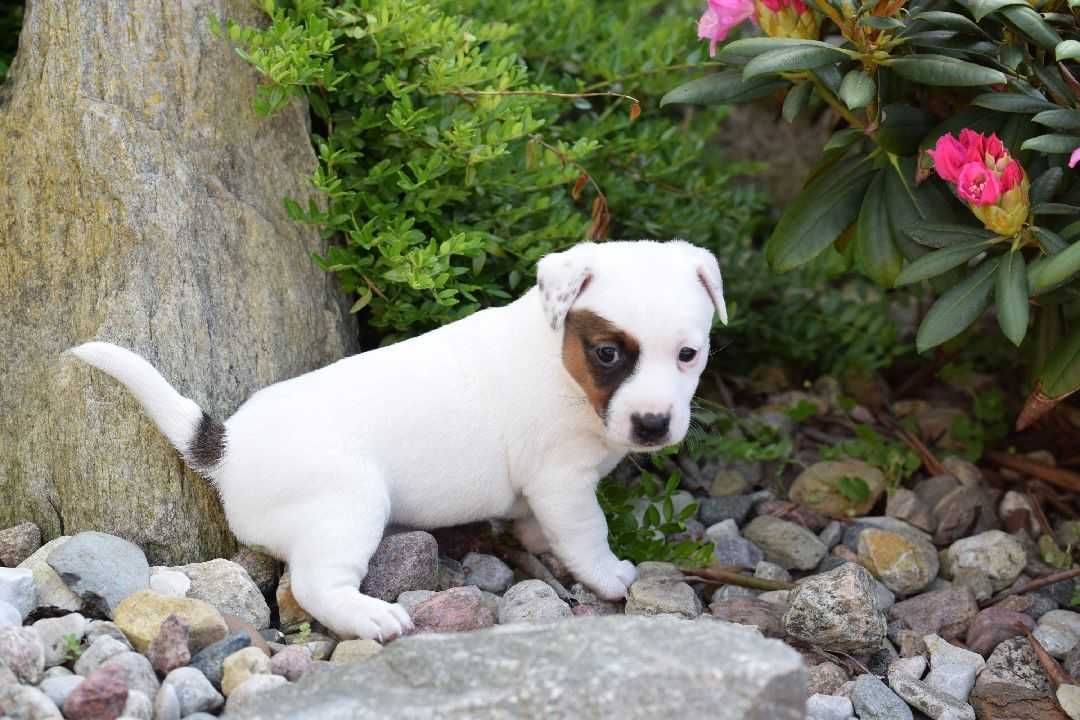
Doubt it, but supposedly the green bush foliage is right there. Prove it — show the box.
[218,0,764,337]
[668,0,1080,423]
[0,3,22,81]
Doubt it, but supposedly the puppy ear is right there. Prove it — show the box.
[536,243,597,331]
[675,241,728,326]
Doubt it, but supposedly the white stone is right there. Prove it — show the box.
[149,568,191,598]
[0,568,36,620]
[16,536,81,613]
[806,693,855,720]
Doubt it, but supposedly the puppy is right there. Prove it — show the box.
[69,239,726,641]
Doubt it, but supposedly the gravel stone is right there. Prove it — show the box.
[74,636,129,676]
[39,674,84,708]
[1035,610,1080,658]
[412,586,497,633]
[710,536,764,569]
[0,523,42,568]
[189,632,251,689]
[113,590,227,654]
[624,578,702,619]
[698,495,756,527]
[152,684,180,720]
[223,674,289,715]
[63,664,129,720]
[0,568,36,620]
[161,666,224,716]
[888,588,979,642]
[783,563,887,654]
[221,647,272,697]
[148,569,189,598]
[31,612,86,667]
[857,528,939,596]
[329,639,382,665]
[84,621,131,649]
[851,673,913,720]
[497,580,572,624]
[710,598,784,637]
[979,636,1050,693]
[17,536,82,613]
[743,516,827,571]
[360,532,439,601]
[805,693,855,720]
[98,651,159,700]
[146,614,190,676]
[0,626,45,684]
[270,646,314,681]
[46,531,150,618]
[460,553,514,594]
[273,571,313,631]
[121,689,152,720]
[229,548,280,597]
[0,684,62,720]
[943,531,1027,593]
[967,607,1035,657]
[171,559,270,630]
[806,661,849,697]
[888,665,976,720]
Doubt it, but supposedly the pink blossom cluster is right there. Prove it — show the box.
[1071,147,1080,169]
[928,130,1022,206]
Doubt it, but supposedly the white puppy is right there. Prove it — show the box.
[69,239,726,641]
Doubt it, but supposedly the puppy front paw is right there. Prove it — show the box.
[581,557,637,602]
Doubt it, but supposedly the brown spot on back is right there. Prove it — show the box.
[562,310,640,420]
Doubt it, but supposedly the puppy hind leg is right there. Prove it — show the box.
[286,490,412,642]
[513,514,552,555]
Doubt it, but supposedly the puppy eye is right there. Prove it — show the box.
[595,344,620,367]
[679,347,698,363]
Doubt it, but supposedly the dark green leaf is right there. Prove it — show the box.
[1001,6,1061,51]
[855,171,903,286]
[718,37,835,63]
[823,128,865,152]
[875,104,935,155]
[910,11,988,36]
[835,476,871,503]
[895,237,996,285]
[1037,323,1080,398]
[659,72,789,107]
[967,0,1028,21]
[861,15,905,29]
[916,258,1000,352]
[996,249,1029,345]
[743,45,852,80]
[905,223,996,249]
[971,92,1057,113]
[885,55,1006,86]
[1033,227,1068,254]
[1021,134,1080,154]
[1029,240,1080,294]
[1031,167,1064,205]
[767,157,876,272]
[1033,109,1080,130]
[884,159,961,260]
[1033,203,1080,215]
[644,505,661,528]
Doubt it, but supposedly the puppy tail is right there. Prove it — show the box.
[67,341,226,473]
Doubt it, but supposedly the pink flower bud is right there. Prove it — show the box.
[956,162,1002,206]
[928,134,967,183]
[958,128,986,163]
[698,0,757,55]
[1000,159,1023,192]
[984,133,1007,163]
[1071,147,1080,169]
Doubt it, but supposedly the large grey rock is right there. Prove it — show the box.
[226,616,806,719]
[783,563,887,654]
[0,0,355,565]
[743,516,826,571]
[46,531,149,617]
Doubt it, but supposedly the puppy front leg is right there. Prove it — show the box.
[526,479,636,601]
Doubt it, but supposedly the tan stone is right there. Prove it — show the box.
[789,460,886,518]
[114,590,227,653]
[330,640,383,665]
[222,646,272,697]
[275,571,314,632]
[857,528,938,596]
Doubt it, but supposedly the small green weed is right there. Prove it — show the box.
[62,633,82,662]
[820,425,919,490]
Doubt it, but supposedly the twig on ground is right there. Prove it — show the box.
[680,566,795,592]
[1019,624,1073,688]
[983,567,1080,608]
[987,451,1080,494]
[883,417,947,476]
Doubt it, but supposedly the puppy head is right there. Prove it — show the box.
[538,240,726,451]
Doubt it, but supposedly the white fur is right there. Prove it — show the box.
[68,240,725,641]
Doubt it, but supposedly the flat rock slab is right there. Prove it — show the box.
[225,616,806,720]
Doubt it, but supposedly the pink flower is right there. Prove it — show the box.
[928,134,967,183]
[1071,147,1080,169]
[958,129,986,163]
[956,162,1001,206]
[984,133,1007,163]
[698,0,756,56]
[1000,159,1023,192]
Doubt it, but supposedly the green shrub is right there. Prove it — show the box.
[218,0,764,338]
[668,0,1080,423]
[0,3,22,81]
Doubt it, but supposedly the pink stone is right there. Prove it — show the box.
[412,587,496,634]
[63,664,128,720]
[147,614,190,677]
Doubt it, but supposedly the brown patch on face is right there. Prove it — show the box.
[562,310,640,420]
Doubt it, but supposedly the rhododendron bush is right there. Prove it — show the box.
[666,0,1080,426]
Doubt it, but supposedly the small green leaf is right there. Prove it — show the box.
[1037,323,1080,398]
[1033,203,1080,215]
[835,476,871,503]
[916,258,1000,352]
[968,0,1028,21]
[349,286,373,313]
[1032,109,1080,130]
[1032,226,1069,254]
[783,82,813,122]
[1021,134,1080,154]
[823,128,865,152]
[1057,40,1080,60]
[895,237,996,285]
[971,93,1057,113]
[996,250,1029,346]
[885,55,1006,87]
[839,70,876,110]
[910,11,989,36]
[660,72,790,107]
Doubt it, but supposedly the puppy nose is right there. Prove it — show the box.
[631,412,670,444]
